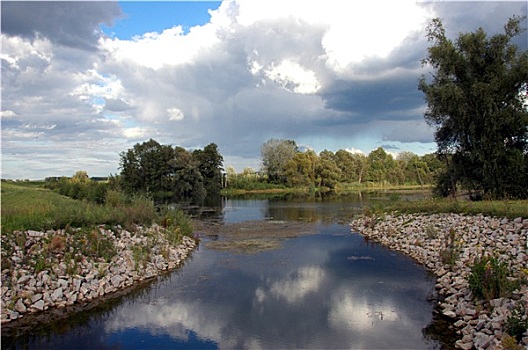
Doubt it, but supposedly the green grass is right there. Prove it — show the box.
[382,197,528,219]
[1,182,190,235]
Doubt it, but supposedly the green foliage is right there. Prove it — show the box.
[439,228,460,268]
[261,138,298,184]
[419,16,528,199]
[193,143,224,198]
[46,174,109,204]
[506,303,528,343]
[158,206,193,239]
[501,334,524,350]
[119,139,223,203]
[382,197,528,219]
[468,256,519,301]
[1,182,167,234]
[253,139,443,191]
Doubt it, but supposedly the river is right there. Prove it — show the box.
[5,192,451,349]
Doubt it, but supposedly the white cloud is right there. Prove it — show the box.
[100,24,220,69]
[1,110,18,119]
[167,107,185,121]
[70,70,126,113]
[264,59,320,94]
[345,147,365,155]
[328,288,398,331]
[320,1,432,72]
[123,127,148,140]
[255,266,325,304]
[2,0,524,179]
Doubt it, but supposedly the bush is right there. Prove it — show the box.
[506,303,528,343]
[440,228,459,268]
[468,256,519,301]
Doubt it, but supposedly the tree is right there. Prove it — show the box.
[419,16,528,199]
[71,170,90,183]
[173,146,205,201]
[119,139,175,199]
[261,138,298,184]
[367,147,395,184]
[316,150,341,189]
[119,140,222,203]
[284,150,318,188]
[192,143,224,197]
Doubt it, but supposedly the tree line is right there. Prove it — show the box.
[47,140,224,204]
[226,138,445,190]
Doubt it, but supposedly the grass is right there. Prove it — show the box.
[1,182,192,235]
[381,197,528,219]
[1,182,155,233]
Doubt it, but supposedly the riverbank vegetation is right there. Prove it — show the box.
[227,139,443,193]
[0,181,192,236]
[375,197,528,219]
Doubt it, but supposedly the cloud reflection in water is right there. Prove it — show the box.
[99,233,437,349]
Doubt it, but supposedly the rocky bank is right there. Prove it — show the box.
[1,224,197,326]
[350,213,528,350]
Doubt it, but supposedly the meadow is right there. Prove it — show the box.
[0,181,191,235]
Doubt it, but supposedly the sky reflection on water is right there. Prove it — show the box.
[97,228,438,349]
[15,195,442,349]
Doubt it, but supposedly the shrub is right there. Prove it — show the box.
[506,303,528,343]
[105,189,128,207]
[440,228,459,267]
[468,256,519,301]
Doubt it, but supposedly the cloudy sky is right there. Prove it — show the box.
[1,1,527,179]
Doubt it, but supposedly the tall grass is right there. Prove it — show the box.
[383,197,528,219]
[1,182,190,235]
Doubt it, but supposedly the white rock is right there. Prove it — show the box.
[455,340,473,350]
[31,293,42,303]
[17,275,32,285]
[31,300,45,311]
[443,310,457,318]
[51,287,63,302]
[110,275,123,288]
[15,299,27,313]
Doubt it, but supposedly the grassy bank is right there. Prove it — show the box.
[1,182,192,235]
[222,184,432,196]
[377,197,528,219]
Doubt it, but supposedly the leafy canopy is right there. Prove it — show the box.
[419,16,528,199]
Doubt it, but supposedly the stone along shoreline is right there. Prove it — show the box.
[350,213,528,350]
[1,224,197,327]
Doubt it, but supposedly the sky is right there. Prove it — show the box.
[1,1,527,179]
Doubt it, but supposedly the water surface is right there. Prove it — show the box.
[6,193,445,349]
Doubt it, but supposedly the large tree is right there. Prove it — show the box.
[192,143,224,197]
[261,138,298,184]
[419,16,528,199]
[119,140,222,203]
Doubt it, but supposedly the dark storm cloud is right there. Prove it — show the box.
[429,1,527,43]
[321,77,423,122]
[319,1,527,128]
[1,1,122,50]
